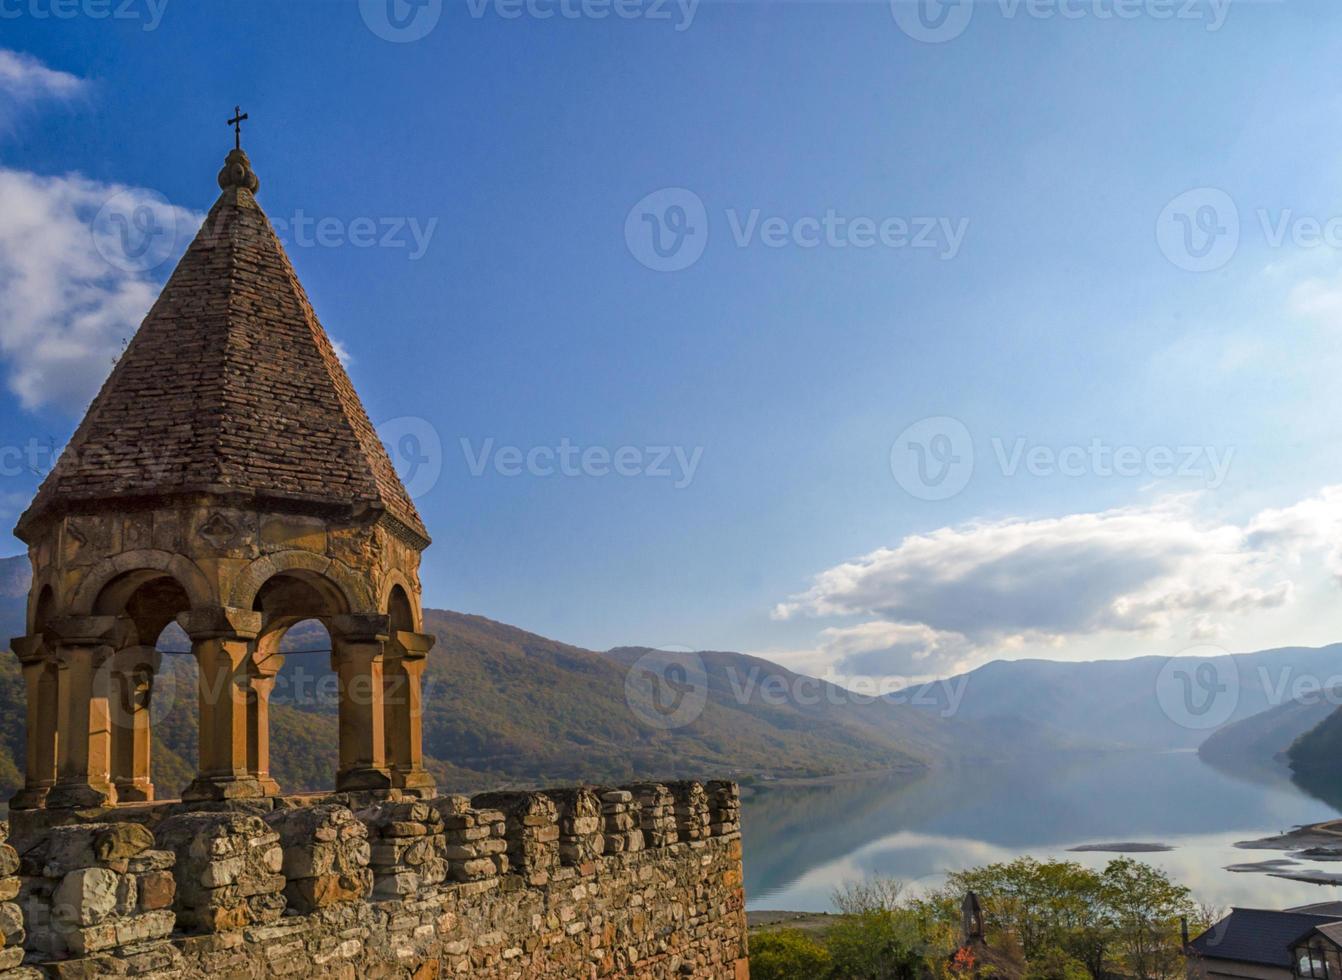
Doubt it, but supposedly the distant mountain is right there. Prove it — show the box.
[0,555,26,638]
[1287,705,1342,778]
[0,556,27,600]
[605,646,1105,767]
[912,649,1342,751]
[1199,692,1342,766]
[418,617,934,789]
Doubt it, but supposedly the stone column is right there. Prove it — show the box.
[46,615,125,809]
[330,614,392,792]
[179,606,264,801]
[386,629,435,794]
[10,634,56,810]
[110,646,159,802]
[247,647,285,796]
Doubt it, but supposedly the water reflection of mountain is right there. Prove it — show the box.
[741,771,931,900]
[741,752,1342,904]
[1290,767,1342,812]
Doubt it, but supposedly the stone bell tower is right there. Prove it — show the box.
[8,139,436,810]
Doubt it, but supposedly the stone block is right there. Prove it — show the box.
[23,823,154,877]
[52,867,119,927]
[137,871,176,912]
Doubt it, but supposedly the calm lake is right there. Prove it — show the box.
[740,750,1342,912]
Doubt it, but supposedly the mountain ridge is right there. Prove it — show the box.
[5,553,1342,801]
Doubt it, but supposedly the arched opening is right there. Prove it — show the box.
[264,617,338,793]
[15,585,59,808]
[148,620,196,799]
[240,570,351,796]
[31,584,55,634]
[384,583,432,793]
[388,586,414,633]
[92,570,193,803]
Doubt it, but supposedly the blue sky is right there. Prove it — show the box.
[5,0,1342,685]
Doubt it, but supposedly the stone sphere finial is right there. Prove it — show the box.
[217,148,260,193]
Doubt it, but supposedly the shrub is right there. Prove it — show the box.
[826,910,925,980]
[750,929,832,980]
[1024,946,1091,980]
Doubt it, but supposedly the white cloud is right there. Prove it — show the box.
[0,168,200,413]
[0,50,84,127]
[772,493,1338,680]
[815,621,977,679]
[1288,274,1342,321]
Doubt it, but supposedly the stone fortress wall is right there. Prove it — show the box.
[0,780,748,979]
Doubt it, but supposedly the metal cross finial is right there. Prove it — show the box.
[227,105,248,151]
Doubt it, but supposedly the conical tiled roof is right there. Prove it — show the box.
[15,149,428,545]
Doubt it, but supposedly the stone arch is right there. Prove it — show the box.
[380,570,422,631]
[78,563,198,805]
[70,550,214,615]
[228,550,375,614]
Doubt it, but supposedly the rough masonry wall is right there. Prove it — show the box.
[7,781,748,980]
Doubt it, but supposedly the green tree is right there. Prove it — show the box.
[750,929,831,980]
[943,858,1107,961]
[1099,858,1195,980]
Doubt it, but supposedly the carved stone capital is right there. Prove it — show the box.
[393,630,435,661]
[330,613,391,645]
[10,634,46,665]
[176,606,263,642]
[46,614,127,650]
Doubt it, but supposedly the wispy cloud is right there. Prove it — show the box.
[0,50,85,127]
